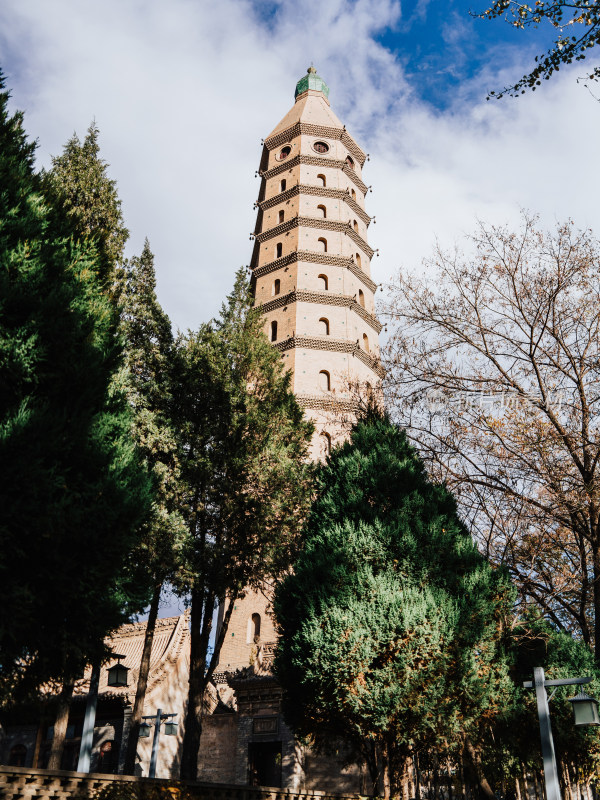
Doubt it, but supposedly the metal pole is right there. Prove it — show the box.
[77,660,100,773]
[149,708,162,778]
[533,667,562,800]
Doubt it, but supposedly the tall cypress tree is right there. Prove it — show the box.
[175,270,314,780]
[0,73,151,702]
[42,122,128,291]
[116,239,186,774]
[274,413,515,799]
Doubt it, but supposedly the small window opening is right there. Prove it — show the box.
[351,188,356,200]
[353,219,358,232]
[318,318,330,336]
[318,274,328,291]
[271,321,278,342]
[319,370,331,391]
[358,289,365,308]
[280,179,287,192]
[278,209,285,224]
[276,242,283,259]
[346,155,355,169]
[362,333,370,352]
[278,145,291,161]
[247,613,261,643]
[317,174,326,187]
[321,431,332,456]
[356,253,362,267]
[313,141,329,154]
[273,279,281,296]
[316,204,327,218]
[317,237,327,253]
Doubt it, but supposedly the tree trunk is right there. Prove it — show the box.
[123,581,162,775]
[533,769,543,800]
[414,753,422,800]
[180,586,239,781]
[180,586,207,781]
[459,754,468,800]
[521,765,530,800]
[447,757,454,800]
[47,679,74,770]
[381,738,391,800]
[464,737,495,800]
[399,754,412,800]
[516,777,522,800]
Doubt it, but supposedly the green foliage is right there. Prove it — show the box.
[175,269,314,778]
[0,73,151,700]
[500,614,600,779]
[477,1,600,97]
[42,122,129,288]
[174,269,315,596]
[274,413,515,790]
[117,239,185,585]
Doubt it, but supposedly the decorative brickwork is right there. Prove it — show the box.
[258,291,382,333]
[261,156,368,195]
[296,394,358,412]
[0,766,361,800]
[258,185,371,226]
[255,216,373,259]
[272,335,384,377]
[252,251,377,293]
[264,122,366,164]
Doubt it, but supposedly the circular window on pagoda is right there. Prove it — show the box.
[312,141,329,154]
[276,145,292,161]
[345,155,355,169]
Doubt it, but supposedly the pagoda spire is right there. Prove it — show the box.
[250,68,383,459]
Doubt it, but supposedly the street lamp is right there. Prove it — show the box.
[523,668,599,800]
[138,709,178,778]
[568,691,600,726]
[106,654,129,688]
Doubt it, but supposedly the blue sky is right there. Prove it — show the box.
[0,0,598,336]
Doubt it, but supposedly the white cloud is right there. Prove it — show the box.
[1,0,599,332]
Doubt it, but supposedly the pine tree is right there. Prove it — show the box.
[116,239,186,774]
[42,122,128,290]
[0,73,151,702]
[175,270,314,780]
[274,413,515,798]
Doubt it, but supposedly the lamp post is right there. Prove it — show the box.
[523,668,598,800]
[138,708,178,778]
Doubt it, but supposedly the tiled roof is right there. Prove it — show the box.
[72,612,189,700]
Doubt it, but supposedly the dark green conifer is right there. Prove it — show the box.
[176,270,314,779]
[274,413,514,797]
[116,239,186,773]
[0,73,151,701]
[42,122,128,290]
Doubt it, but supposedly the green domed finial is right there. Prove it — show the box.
[295,66,330,100]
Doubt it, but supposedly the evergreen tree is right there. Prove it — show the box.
[175,270,314,780]
[274,413,515,799]
[116,239,186,774]
[42,122,128,290]
[0,73,151,701]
